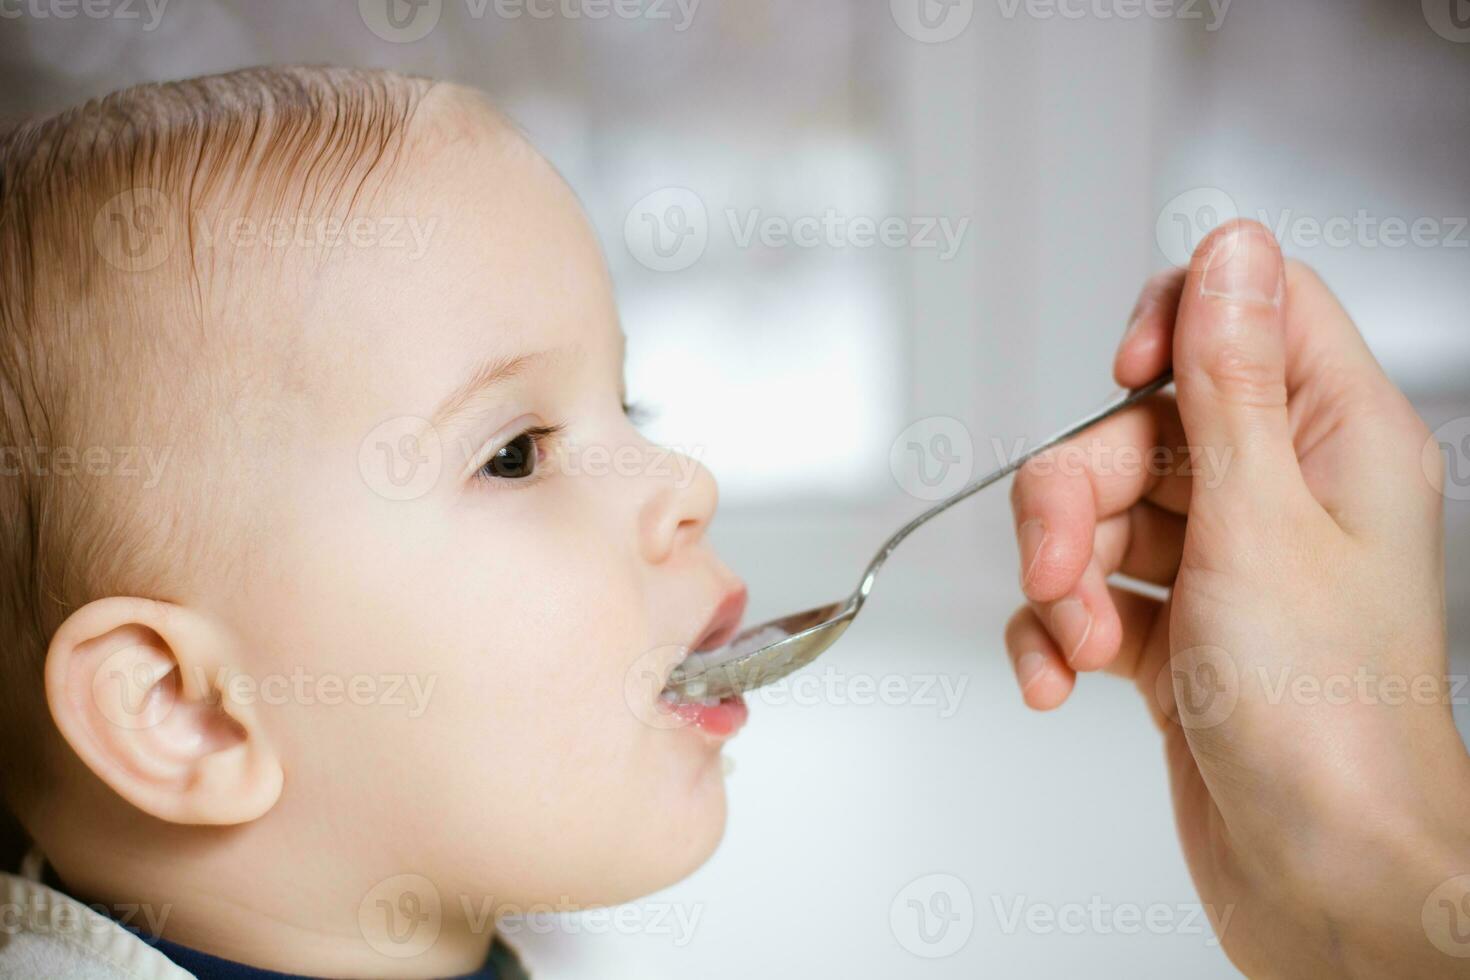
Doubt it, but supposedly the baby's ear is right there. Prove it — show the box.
[44,597,282,825]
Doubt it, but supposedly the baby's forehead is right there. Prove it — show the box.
[17,70,612,448]
[181,97,525,335]
[244,105,616,427]
[188,87,503,298]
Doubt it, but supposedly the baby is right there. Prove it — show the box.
[0,65,750,978]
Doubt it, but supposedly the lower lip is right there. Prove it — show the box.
[670,695,748,739]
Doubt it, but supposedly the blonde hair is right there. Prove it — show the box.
[0,65,442,833]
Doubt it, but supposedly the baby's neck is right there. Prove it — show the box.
[44,851,497,979]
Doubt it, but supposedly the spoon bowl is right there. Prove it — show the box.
[661,371,1174,704]
[665,600,856,702]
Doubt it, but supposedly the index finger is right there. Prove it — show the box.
[1114,267,1185,389]
[1010,393,1188,603]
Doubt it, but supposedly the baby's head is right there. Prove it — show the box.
[0,66,746,974]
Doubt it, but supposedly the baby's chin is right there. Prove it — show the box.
[611,745,731,904]
[586,744,732,907]
[438,762,728,912]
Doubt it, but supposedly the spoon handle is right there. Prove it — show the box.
[853,370,1175,605]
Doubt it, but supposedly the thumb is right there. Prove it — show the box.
[1172,219,1305,516]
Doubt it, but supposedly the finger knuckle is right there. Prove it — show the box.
[1199,342,1288,411]
[1003,607,1034,645]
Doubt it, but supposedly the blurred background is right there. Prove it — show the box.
[2,1,1467,976]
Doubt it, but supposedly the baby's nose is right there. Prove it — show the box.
[637,449,717,564]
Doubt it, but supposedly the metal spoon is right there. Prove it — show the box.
[663,371,1175,702]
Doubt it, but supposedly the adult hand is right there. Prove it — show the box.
[1004,219,1469,976]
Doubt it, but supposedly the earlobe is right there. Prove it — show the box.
[45,597,283,825]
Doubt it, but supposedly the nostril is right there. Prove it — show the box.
[639,488,682,564]
[639,460,717,563]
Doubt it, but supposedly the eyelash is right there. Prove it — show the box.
[473,423,564,485]
[472,401,650,485]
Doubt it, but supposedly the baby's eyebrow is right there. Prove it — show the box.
[431,350,551,430]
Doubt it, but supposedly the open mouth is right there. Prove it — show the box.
[690,586,748,654]
[659,586,750,738]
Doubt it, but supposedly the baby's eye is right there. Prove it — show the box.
[477,425,561,482]
[482,432,537,479]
